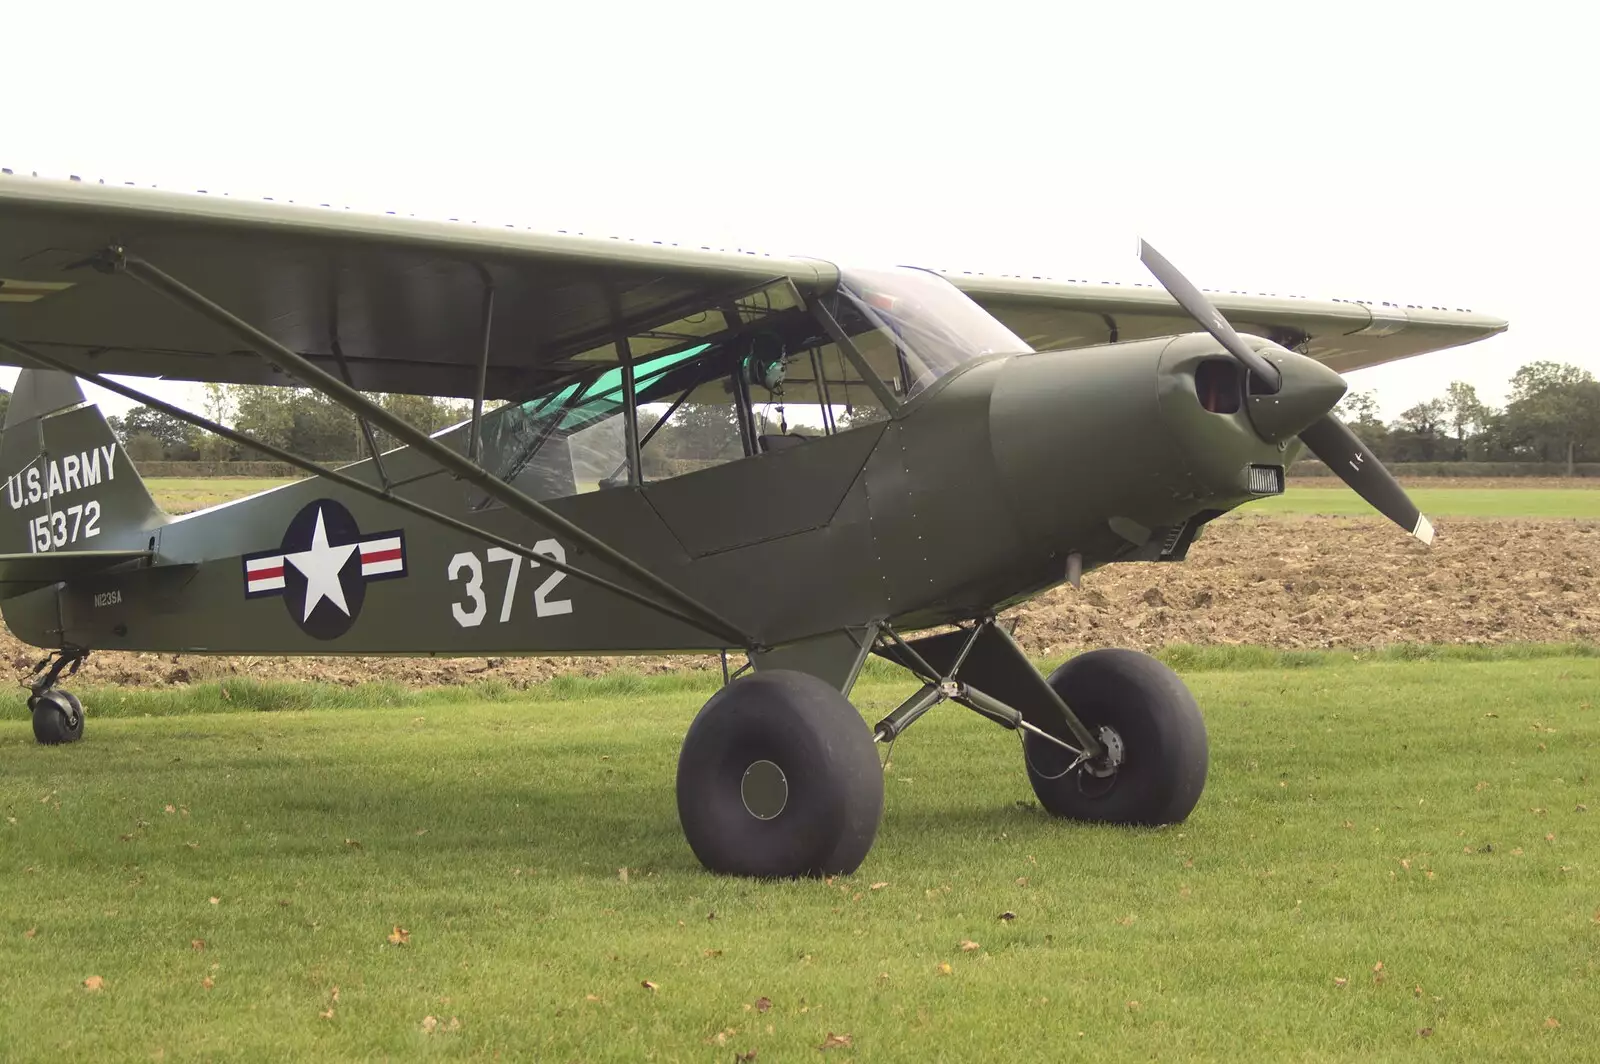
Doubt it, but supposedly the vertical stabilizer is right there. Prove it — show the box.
[0,369,165,555]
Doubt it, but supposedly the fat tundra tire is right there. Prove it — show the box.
[1023,648,1206,824]
[677,670,883,877]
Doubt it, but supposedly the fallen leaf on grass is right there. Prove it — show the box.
[755,996,772,1013]
[319,1008,335,1020]
[421,1016,438,1033]
[706,1028,737,1046]
[1117,914,1137,927]
[208,897,220,906]
[164,804,176,814]
[344,838,361,850]
[819,1032,853,1050]
[1546,833,1556,843]
[1419,1027,1433,1038]
[703,948,723,958]
[1545,1017,1561,1029]
[641,980,658,992]
[736,1052,758,1063]
[1333,977,1348,988]
[870,882,888,890]
[330,987,340,1002]
[1126,1001,1141,1011]
[24,928,36,939]
[387,926,410,946]
[959,939,981,952]
[936,962,952,975]
[83,976,105,991]
[999,911,1016,922]
[202,976,214,990]
[191,939,205,951]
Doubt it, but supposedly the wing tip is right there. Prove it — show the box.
[1412,514,1435,546]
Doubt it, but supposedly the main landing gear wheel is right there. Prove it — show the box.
[677,669,884,878]
[30,689,84,745]
[1023,648,1206,824]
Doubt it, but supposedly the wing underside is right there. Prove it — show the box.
[0,172,1505,397]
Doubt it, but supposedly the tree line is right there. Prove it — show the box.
[1333,361,1598,471]
[105,384,469,464]
[0,359,1593,472]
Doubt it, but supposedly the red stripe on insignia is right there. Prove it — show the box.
[250,566,284,580]
[361,548,403,564]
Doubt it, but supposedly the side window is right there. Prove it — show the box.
[639,373,747,481]
[811,342,893,432]
[475,348,710,502]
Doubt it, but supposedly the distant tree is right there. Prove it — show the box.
[1503,361,1600,473]
[193,382,242,461]
[234,386,297,453]
[124,433,166,463]
[1442,381,1488,460]
[119,405,199,460]
[373,393,470,453]
[1335,389,1388,456]
[1388,399,1448,462]
[0,388,9,427]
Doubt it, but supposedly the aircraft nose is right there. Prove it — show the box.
[1243,348,1347,443]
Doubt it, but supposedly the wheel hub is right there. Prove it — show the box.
[740,760,789,820]
[1083,725,1126,779]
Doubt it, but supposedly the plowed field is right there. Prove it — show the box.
[4,514,1594,691]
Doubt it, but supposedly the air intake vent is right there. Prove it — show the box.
[1248,465,1285,495]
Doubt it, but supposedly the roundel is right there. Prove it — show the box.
[241,499,408,640]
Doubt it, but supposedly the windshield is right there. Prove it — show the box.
[838,266,1031,398]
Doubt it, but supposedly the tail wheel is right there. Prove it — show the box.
[1023,648,1206,824]
[31,689,84,745]
[677,670,884,877]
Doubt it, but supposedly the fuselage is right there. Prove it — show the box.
[3,331,1330,658]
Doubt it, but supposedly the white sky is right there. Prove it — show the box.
[4,1,1595,420]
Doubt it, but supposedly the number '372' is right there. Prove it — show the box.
[447,539,572,628]
[30,501,101,552]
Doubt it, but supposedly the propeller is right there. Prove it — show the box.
[1138,239,1434,545]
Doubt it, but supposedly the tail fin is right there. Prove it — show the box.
[0,369,165,555]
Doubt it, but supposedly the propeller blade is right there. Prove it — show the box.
[1298,414,1434,544]
[1138,239,1283,393]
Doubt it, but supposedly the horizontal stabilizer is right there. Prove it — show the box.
[0,549,150,598]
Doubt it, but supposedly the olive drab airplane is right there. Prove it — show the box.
[0,171,1505,877]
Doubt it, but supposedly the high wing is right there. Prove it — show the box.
[0,171,1504,395]
[949,273,1507,375]
[0,172,836,399]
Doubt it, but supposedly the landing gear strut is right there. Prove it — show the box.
[874,620,1207,826]
[26,649,87,745]
[1022,649,1207,824]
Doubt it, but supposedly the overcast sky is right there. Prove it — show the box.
[4,1,1594,419]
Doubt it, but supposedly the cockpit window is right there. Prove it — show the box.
[837,266,1032,398]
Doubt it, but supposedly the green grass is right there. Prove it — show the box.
[54,641,1600,720]
[144,478,1600,520]
[2,656,1597,1061]
[145,478,297,514]
[1247,484,1600,519]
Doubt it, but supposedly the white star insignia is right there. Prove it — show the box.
[285,508,359,622]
